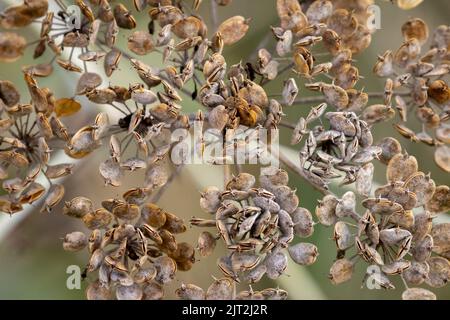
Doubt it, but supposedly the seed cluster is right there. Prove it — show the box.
[373,17,450,173]
[0,0,448,300]
[63,195,191,300]
[193,171,317,288]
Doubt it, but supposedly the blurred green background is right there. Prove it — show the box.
[0,0,449,299]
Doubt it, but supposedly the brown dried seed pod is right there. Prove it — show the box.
[428,80,450,104]
[361,104,395,125]
[431,223,450,255]
[63,231,88,251]
[142,203,167,228]
[99,158,123,187]
[217,16,250,45]
[63,196,93,218]
[260,167,289,189]
[329,258,354,285]
[425,185,450,213]
[173,16,205,39]
[381,260,411,275]
[411,234,433,262]
[142,282,164,300]
[265,251,287,279]
[412,210,433,242]
[163,212,186,234]
[197,231,216,257]
[205,277,233,300]
[315,194,338,226]
[434,145,450,172]
[0,80,20,107]
[321,83,349,110]
[306,0,333,24]
[291,207,314,238]
[176,283,205,300]
[404,260,429,285]
[436,125,450,144]
[40,184,65,213]
[355,163,374,197]
[272,186,298,214]
[404,172,436,207]
[116,284,143,300]
[76,72,102,95]
[0,32,26,62]
[86,280,112,300]
[402,288,436,301]
[82,208,113,229]
[288,242,318,266]
[276,0,308,33]
[226,173,256,191]
[170,242,195,263]
[112,203,140,221]
[401,18,429,44]
[386,153,418,183]
[334,221,352,250]
[128,31,154,55]
[425,256,450,288]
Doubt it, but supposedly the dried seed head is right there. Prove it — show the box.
[63,231,88,251]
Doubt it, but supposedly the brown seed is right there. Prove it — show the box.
[176,283,205,300]
[434,145,450,172]
[315,194,338,226]
[386,153,418,183]
[128,31,154,55]
[425,185,450,213]
[63,231,88,251]
[205,277,233,300]
[288,242,318,266]
[197,231,216,257]
[82,208,113,230]
[276,0,308,33]
[402,288,436,300]
[40,184,65,213]
[424,256,450,288]
[329,258,354,285]
[403,260,429,285]
[431,223,450,255]
[0,32,26,62]
[63,196,93,218]
[402,18,429,44]
[217,16,250,45]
